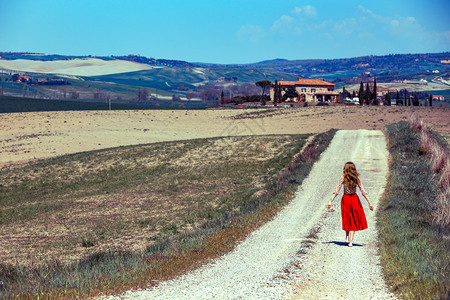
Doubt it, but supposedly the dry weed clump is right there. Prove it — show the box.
[408,115,450,229]
[434,189,450,229]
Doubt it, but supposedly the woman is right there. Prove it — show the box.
[327,162,374,247]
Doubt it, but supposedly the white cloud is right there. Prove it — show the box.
[391,20,400,28]
[292,5,316,17]
[270,5,316,34]
[306,6,419,50]
[292,7,302,15]
[349,6,449,51]
[358,5,374,16]
[303,5,317,17]
[238,4,449,55]
[333,18,357,35]
[358,32,374,39]
[237,25,265,43]
[271,15,295,32]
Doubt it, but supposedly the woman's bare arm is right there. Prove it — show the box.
[359,181,374,211]
[328,176,344,209]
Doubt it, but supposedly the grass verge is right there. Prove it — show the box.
[378,119,449,299]
[0,130,336,298]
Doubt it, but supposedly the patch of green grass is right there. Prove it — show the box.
[378,121,449,299]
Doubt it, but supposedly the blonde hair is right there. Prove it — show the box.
[343,161,360,189]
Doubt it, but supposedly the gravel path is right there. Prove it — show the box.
[111,130,396,299]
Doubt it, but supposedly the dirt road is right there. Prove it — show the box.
[289,130,395,299]
[112,130,394,299]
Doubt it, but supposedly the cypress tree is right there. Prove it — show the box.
[396,91,401,105]
[372,78,377,102]
[359,82,364,105]
[273,81,276,103]
[276,81,281,103]
[385,93,391,106]
[273,80,283,104]
[404,89,408,106]
[365,82,371,105]
[429,94,433,107]
[373,79,379,105]
[413,94,419,106]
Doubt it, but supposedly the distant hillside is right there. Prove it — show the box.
[88,65,297,90]
[113,55,192,68]
[0,52,101,61]
[197,52,450,86]
[253,58,289,64]
[2,51,449,80]
[1,52,449,101]
[248,53,450,74]
[246,52,450,88]
[4,51,449,77]
[0,52,192,68]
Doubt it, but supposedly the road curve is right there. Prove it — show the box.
[111,130,394,299]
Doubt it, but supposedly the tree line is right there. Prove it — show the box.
[358,78,433,107]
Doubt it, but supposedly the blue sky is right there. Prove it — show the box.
[1,0,449,64]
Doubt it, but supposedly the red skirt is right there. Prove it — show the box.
[341,194,368,231]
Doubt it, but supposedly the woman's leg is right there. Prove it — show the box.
[349,231,355,247]
[345,231,349,243]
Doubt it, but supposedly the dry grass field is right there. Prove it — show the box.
[0,105,448,297]
[1,105,448,267]
[1,106,449,169]
[0,135,309,267]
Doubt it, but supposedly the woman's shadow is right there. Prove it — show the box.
[323,241,364,247]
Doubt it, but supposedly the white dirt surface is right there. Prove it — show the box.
[110,130,396,299]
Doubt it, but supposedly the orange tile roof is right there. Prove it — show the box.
[278,77,334,86]
[315,91,339,95]
[377,88,397,92]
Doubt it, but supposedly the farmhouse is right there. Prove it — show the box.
[377,88,397,97]
[270,77,338,102]
[18,75,31,82]
[432,95,444,101]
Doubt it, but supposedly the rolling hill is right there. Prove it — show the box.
[0,52,449,102]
